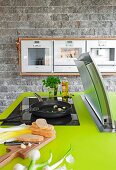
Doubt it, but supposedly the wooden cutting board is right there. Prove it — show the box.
[0,135,56,168]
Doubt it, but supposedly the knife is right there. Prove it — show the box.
[4,141,40,146]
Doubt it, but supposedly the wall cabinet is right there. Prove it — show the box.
[20,40,53,73]
[87,40,116,72]
[54,40,85,73]
[17,38,116,75]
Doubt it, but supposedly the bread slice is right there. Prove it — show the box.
[32,122,54,131]
[30,119,56,138]
[17,134,44,142]
[31,128,56,138]
[36,119,49,129]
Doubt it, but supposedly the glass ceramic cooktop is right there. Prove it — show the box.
[1,97,80,126]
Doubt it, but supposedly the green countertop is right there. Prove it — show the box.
[1,92,116,170]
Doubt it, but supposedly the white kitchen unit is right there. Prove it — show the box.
[17,38,116,75]
[87,40,116,72]
[54,40,86,72]
[20,39,53,73]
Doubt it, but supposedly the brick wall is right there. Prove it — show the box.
[0,0,116,112]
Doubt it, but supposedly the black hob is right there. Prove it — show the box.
[1,97,80,126]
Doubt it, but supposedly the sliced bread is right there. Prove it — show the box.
[17,134,44,142]
[31,129,56,138]
[32,122,54,131]
[36,119,49,129]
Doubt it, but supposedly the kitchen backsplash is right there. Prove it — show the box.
[0,0,116,112]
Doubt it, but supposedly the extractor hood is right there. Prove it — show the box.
[75,52,116,132]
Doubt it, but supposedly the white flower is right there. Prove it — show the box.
[27,149,40,161]
[66,154,75,163]
[13,163,27,170]
[56,165,67,170]
[42,165,52,170]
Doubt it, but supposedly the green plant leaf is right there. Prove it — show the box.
[42,76,61,88]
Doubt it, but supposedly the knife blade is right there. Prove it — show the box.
[4,141,40,146]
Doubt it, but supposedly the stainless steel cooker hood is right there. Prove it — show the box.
[75,52,116,132]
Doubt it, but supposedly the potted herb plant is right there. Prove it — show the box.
[42,76,61,96]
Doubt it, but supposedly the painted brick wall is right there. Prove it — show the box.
[0,0,116,112]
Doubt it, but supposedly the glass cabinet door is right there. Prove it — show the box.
[87,40,116,72]
[21,40,53,73]
[54,40,86,72]
[28,48,50,66]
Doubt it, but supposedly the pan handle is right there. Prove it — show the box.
[34,93,43,102]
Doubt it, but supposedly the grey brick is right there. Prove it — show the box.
[10,0,27,6]
[34,21,53,28]
[112,6,116,13]
[51,14,69,21]
[21,78,38,86]
[73,21,98,28]
[69,13,89,20]
[6,22,30,29]
[0,79,4,86]
[0,72,19,78]
[100,14,114,20]
[0,58,18,64]
[0,50,18,58]
[89,13,114,20]
[112,0,116,5]
[0,107,7,113]
[111,28,116,36]
[0,7,17,14]
[54,6,98,14]
[0,29,18,36]
[52,29,70,36]
[16,28,54,37]
[82,5,98,14]
[48,7,62,13]
[111,21,116,28]
[80,0,113,5]
[0,0,11,6]
[5,93,20,99]
[50,0,62,6]
[0,6,61,14]
[80,28,95,36]
[0,92,19,100]
[97,21,112,28]
[0,100,7,106]
[0,44,16,50]
[7,85,41,93]
[52,21,62,28]
[112,14,116,20]
[25,7,49,13]
[51,14,62,21]
[0,13,20,22]
[0,64,19,72]
[61,6,80,13]
[0,86,8,92]
[3,79,21,86]
[89,14,101,20]
[61,0,81,6]
[0,36,17,44]
[27,13,52,22]
[0,22,8,28]
[96,27,111,36]
[0,0,51,7]
[98,6,113,14]
[25,0,51,7]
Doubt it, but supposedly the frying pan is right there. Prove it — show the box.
[30,93,72,118]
